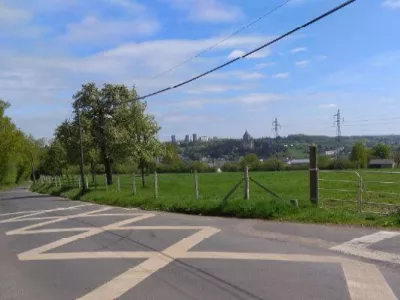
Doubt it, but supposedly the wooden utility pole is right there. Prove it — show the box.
[77,101,87,192]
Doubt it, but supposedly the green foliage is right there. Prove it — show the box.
[318,155,332,169]
[350,141,368,168]
[371,143,391,159]
[241,153,260,169]
[262,157,285,171]
[0,100,43,186]
[33,170,400,227]
[394,147,400,168]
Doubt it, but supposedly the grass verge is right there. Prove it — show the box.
[32,177,400,228]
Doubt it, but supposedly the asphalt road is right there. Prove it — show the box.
[1,186,400,300]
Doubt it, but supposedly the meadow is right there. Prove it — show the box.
[32,170,400,228]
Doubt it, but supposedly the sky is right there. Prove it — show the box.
[1,0,400,141]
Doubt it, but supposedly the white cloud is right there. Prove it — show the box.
[61,16,159,43]
[316,55,327,61]
[168,0,243,22]
[382,0,400,8]
[295,60,310,68]
[273,72,289,79]
[0,3,31,24]
[228,47,271,59]
[103,0,147,11]
[239,93,283,104]
[237,72,265,80]
[318,103,336,109]
[228,50,245,59]
[255,62,275,69]
[290,47,307,53]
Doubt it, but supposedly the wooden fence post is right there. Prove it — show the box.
[132,173,137,195]
[194,170,199,199]
[244,166,249,200]
[154,171,158,200]
[309,145,319,206]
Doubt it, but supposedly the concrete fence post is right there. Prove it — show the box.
[78,176,81,189]
[194,170,199,200]
[85,175,89,190]
[117,175,121,192]
[309,145,319,206]
[105,174,108,191]
[132,173,137,195]
[154,171,158,200]
[244,166,249,200]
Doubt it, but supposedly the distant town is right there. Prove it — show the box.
[166,130,400,169]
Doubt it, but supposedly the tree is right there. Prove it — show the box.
[73,83,131,185]
[350,141,368,168]
[0,100,42,185]
[371,143,391,159]
[162,143,182,166]
[72,83,162,186]
[241,153,260,169]
[393,147,400,168]
[118,98,163,187]
[263,157,285,171]
[318,155,332,169]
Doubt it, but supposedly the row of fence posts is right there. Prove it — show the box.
[39,167,254,201]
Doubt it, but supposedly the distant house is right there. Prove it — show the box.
[288,159,309,165]
[368,159,395,169]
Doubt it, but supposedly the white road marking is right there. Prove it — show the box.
[1,207,397,300]
[0,205,88,217]
[0,204,91,224]
[342,260,397,300]
[6,207,111,235]
[332,231,400,264]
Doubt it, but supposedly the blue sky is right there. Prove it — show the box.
[1,0,400,141]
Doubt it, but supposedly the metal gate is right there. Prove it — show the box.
[318,170,400,214]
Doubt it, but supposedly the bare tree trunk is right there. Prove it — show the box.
[105,158,113,185]
[90,161,95,182]
[141,162,145,188]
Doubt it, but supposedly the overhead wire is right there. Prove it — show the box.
[131,0,356,103]
[149,0,294,81]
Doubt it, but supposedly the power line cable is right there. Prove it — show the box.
[133,0,356,103]
[150,0,294,81]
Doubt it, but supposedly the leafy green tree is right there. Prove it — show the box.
[318,155,332,169]
[0,100,43,185]
[162,143,182,166]
[263,157,285,171]
[72,83,162,186]
[394,147,400,168]
[350,141,368,168]
[371,143,391,159]
[240,153,260,169]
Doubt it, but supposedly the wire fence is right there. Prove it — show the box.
[37,169,301,206]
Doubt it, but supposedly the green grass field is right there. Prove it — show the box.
[32,170,400,228]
